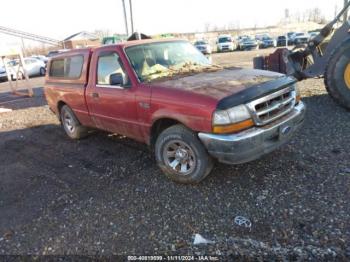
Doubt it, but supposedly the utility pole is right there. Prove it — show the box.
[344,0,349,22]
[21,37,26,57]
[122,0,129,36]
[129,0,134,34]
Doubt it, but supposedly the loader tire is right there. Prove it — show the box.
[324,38,350,110]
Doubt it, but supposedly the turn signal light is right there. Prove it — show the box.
[296,94,301,103]
[213,119,254,134]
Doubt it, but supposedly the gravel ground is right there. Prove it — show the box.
[0,50,349,260]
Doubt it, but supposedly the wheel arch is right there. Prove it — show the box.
[149,117,186,148]
[57,100,67,113]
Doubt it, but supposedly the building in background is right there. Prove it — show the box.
[63,31,100,49]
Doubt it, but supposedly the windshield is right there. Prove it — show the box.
[242,37,254,42]
[125,41,212,82]
[195,41,207,45]
[7,60,18,67]
[218,37,231,43]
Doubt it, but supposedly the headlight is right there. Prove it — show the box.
[227,105,251,123]
[213,105,253,134]
[213,110,230,125]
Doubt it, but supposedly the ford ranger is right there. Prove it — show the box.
[44,39,305,184]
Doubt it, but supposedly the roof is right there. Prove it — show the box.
[118,38,186,48]
[50,39,188,58]
[64,31,99,41]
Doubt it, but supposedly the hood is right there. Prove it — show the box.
[153,67,287,101]
[242,40,256,44]
[195,44,208,48]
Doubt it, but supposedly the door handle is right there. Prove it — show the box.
[92,92,99,98]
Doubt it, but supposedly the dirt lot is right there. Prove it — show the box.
[0,49,349,259]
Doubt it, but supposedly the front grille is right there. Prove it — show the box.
[246,86,296,126]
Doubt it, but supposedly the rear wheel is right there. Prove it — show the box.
[60,105,88,139]
[39,67,46,76]
[155,124,213,184]
[325,38,350,109]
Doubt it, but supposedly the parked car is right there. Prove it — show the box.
[31,55,49,65]
[0,60,21,81]
[44,39,305,184]
[9,58,46,79]
[308,31,319,40]
[216,35,236,52]
[287,32,296,45]
[276,35,287,47]
[238,36,258,50]
[292,33,310,45]
[194,40,212,54]
[287,32,295,38]
[0,63,7,82]
[256,35,275,49]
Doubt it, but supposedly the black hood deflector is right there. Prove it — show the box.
[216,76,297,110]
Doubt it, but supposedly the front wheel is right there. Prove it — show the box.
[60,105,88,139]
[155,125,214,184]
[324,38,350,109]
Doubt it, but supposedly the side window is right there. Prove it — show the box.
[49,55,83,78]
[65,56,84,78]
[97,52,129,87]
[50,59,65,77]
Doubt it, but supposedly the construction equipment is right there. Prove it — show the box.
[254,2,350,109]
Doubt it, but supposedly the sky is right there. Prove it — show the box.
[0,0,346,50]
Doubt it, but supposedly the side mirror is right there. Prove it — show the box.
[110,73,125,86]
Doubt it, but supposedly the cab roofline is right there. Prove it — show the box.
[50,39,188,58]
[118,38,186,47]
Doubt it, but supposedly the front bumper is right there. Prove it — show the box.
[261,42,274,48]
[218,45,233,51]
[198,102,306,164]
[241,44,257,49]
[199,49,211,54]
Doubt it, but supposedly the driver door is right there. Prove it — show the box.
[86,50,141,139]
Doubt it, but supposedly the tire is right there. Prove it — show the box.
[155,124,214,184]
[60,105,88,139]
[324,38,350,110]
[39,67,46,76]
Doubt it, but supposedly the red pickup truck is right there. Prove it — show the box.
[44,39,305,184]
